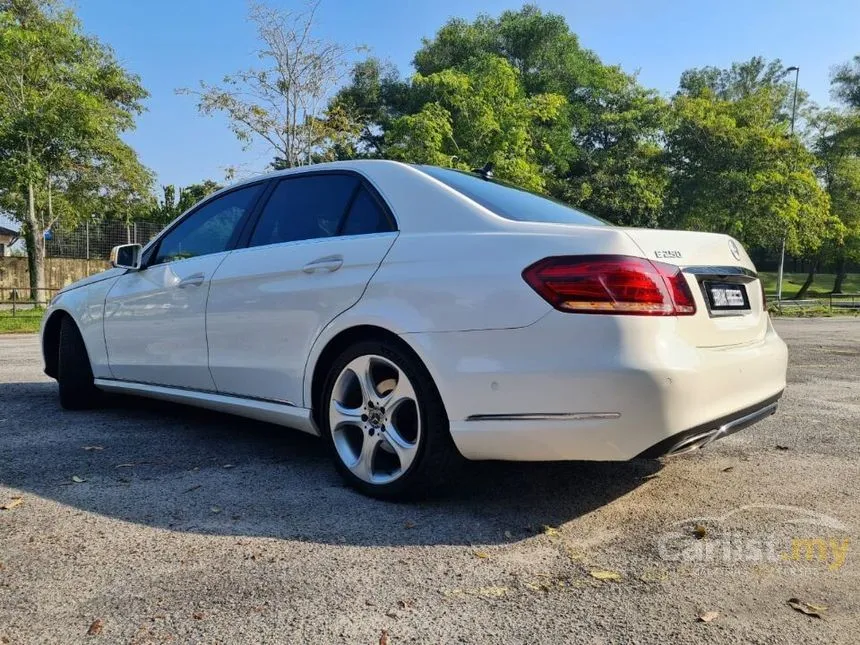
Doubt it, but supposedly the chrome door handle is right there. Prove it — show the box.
[302,255,343,274]
[177,273,205,288]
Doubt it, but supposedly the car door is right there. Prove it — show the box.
[103,182,266,390]
[206,172,397,404]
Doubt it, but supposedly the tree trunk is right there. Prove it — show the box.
[793,256,819,300]
[831,255,848,294]
[24,180,46,305]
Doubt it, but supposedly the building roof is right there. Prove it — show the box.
[0,224,19,239]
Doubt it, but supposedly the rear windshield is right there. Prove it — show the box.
[415,165,607,226]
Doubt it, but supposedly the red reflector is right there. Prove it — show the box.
[522,255,697,316]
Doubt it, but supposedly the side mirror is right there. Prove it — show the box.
[110,243,142,270]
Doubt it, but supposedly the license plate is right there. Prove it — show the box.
[705,282,749,311]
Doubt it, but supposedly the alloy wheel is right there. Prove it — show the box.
[328,354,421,485]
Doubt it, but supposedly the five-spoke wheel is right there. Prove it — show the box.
[320,340,458,498]
[329,354,421,485]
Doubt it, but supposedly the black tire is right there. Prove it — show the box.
[58,317,101,410]
[319,339,460,500]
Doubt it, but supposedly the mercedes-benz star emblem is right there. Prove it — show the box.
[728,239,741,261]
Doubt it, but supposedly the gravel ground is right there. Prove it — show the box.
[0,318,858,644]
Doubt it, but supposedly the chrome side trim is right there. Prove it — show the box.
[465,412,621,422]
[93,378,319,436]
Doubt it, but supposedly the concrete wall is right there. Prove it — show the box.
[0,257,111,295]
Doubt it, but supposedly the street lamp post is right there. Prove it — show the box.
[777,66,800,302]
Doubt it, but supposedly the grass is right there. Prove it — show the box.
[769,303,859,318]
[758,272,860,299]
[0,308,43,334]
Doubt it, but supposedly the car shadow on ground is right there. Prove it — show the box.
[0,381,661,547]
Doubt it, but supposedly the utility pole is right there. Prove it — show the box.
[777,66,800,302]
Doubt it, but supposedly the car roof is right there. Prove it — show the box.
[216,160,504,235]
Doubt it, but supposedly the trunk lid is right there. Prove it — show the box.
[622,228,767,348]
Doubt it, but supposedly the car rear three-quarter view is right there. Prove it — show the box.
[40,160,788,499]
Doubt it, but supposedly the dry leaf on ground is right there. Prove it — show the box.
[697,611,719,622]
[87,618,104,635]
[0,497,23,511]
[542,525,560,537]
[589,569,622,581]
[787,598,826,618]
[693,524,708,539]
[473,550,490,559]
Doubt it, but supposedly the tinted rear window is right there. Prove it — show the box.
[416,165,607,226]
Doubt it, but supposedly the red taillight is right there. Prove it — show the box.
[522,255,697,316]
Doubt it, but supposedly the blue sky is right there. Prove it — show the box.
[75,0,859,188]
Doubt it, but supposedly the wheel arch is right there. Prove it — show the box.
[42,309,72,379]
[307,324,447,428]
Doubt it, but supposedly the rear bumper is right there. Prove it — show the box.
[403,312,788,461]
[635,391,781,458]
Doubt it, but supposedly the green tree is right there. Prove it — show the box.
[810,57,860,293]
[812,111,860,293]
[328,5,669,225]
[665,85,834,265]
[832,55,860,110]
[150,180,222,226]
[678,57,801,107]
[0,0,150,300]
[385,55,566,191]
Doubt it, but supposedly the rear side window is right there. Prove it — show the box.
[341,188,393,236]
[416,165,607,226]
[249,174,359,247]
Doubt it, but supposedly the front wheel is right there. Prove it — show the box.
[320,340,459,499]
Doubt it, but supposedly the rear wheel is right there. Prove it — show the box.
[320,340,458,499]
[58,317,101,410]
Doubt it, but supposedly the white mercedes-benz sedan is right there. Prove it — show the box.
[41,160,788,498]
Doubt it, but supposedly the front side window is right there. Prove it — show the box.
[153,184,264,265]
[249,174,359,248]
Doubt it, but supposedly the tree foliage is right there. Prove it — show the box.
[832,55,860,110]
[809,61,860,292]
[385,55,566,191]
[149,180,222,226]
[0,0,151,297]
[666,87,833,257]
[328,5,668,225]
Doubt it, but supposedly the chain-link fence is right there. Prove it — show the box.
[45,220,163,260]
